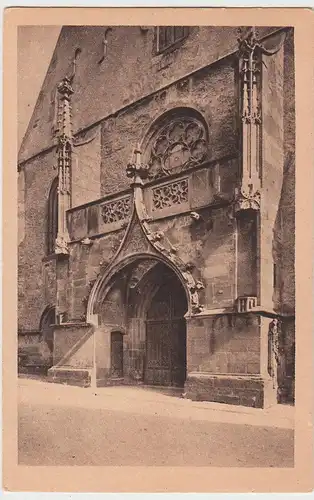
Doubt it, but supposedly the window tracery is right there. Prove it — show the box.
[146,117,208,179]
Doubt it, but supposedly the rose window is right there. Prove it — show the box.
[147,117,208,178]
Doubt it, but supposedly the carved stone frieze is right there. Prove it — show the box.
[55,235,69,255]
[152,178,189,211]
[269,318,282,364]
[121,220,151,256]
[234,185,261,213]
[101,195,132,225]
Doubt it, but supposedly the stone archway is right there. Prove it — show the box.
[125,260,188,387]
[92,257,188,388]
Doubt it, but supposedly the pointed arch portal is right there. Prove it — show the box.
[93,258,188,388]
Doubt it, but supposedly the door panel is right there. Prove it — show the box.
[144,275,187,387]
[145,321,172,385]
[111,332,123,378]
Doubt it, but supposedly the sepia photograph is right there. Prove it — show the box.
[16,22,296,468]
[3,7,313,493]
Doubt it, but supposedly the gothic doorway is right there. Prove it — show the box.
[144,270,187,387]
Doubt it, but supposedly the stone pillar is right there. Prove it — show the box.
[95,324,115,386]
[259,42,284,310]
[48,322,94,387]
[55,76,74,256]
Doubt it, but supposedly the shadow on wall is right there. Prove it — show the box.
[272,151,295,405]
[18,341,53,376]
[190,314,260,376]
[18,305,56,375]
[272,151,295,313]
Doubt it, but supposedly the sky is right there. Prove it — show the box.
[17,26,61,148]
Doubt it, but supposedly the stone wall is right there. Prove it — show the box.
[67,230,124,321]
[279,29,295,315]
[153,206,237,309]
[100,58,237,195]
[17,26,251,163]
[184,373,271,408]
[186,314,260,375]
[18,148,58,332]
[72,125,102,207]
[19,27,281,163]
[52,323,94,367]
[260,45,284,311]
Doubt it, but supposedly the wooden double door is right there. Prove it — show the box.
[144,276,187,387]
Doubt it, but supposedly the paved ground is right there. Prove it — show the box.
[18,377,294,467]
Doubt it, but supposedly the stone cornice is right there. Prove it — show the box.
[185,307,295,320]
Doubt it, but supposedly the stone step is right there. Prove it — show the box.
[47,366,92,387]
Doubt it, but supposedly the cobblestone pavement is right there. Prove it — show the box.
[18,377,294,467]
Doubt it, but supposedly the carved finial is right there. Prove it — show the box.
[57,76,74,99]
[237,26,257,53]
[237,25,287,57]
[56,76,74,145]
[234,186,261,213]
[126,145,149,181]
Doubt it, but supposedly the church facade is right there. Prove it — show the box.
[18,26,295,407]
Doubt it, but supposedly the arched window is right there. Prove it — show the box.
[47,177,58,255]
[143,109,209,179]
